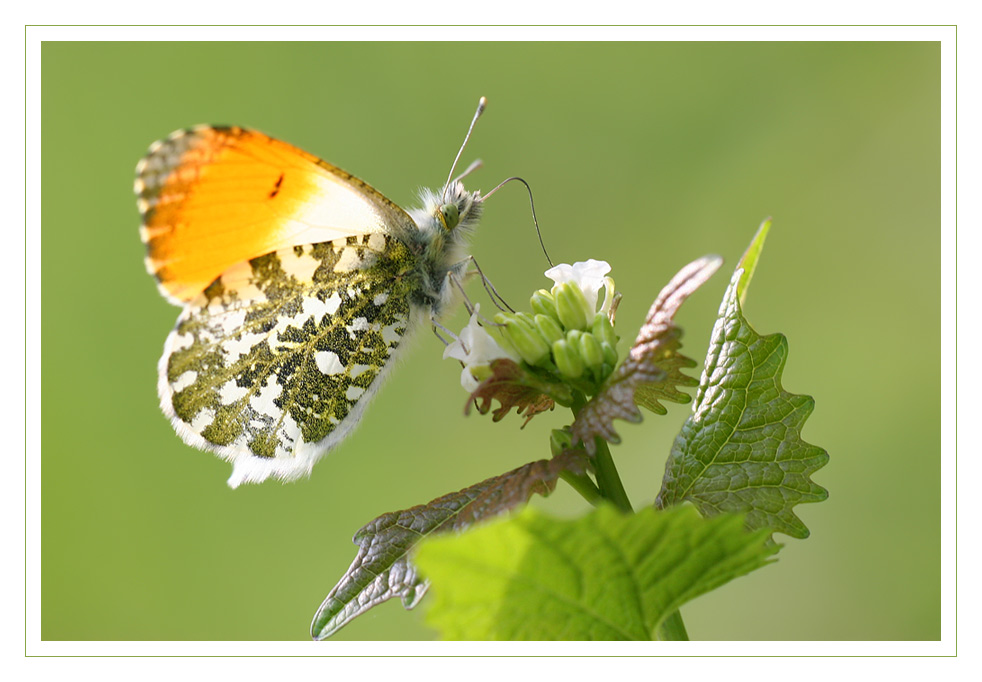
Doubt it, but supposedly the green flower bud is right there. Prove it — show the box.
[600,362,614,381]
[513,311,537,327]
[497,313,550,365]
[554,282,591,331]
[591,313,618,349]
[493,312,513,325]
[530,289,559,320]
[565,329,583,347]
[578,332,604,372]
[600,341,618,366]
[552,339,584,379]
[550,428,573,457]
[534,314,564,345]
[492,325,520,356]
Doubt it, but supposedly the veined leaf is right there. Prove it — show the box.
[467,358,570,424]
[310,450,586,640]
[632,328,699,415]
[415,504,778,640]
[572,256,722,453]
[655,221,829,538]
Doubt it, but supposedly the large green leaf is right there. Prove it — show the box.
[415,504,778,640]
[310,451,585,640]
[655,221,829,538]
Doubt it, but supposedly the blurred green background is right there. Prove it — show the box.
[41,41,940,641]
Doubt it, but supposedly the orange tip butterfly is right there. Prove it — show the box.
[137,98,489,488]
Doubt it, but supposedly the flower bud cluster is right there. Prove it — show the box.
[494,267,619,385]
[444,260,620,394]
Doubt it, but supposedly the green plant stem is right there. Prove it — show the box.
[559,470,602,506]
[563,401,689,641]
[591,438,633,513]
[657,610,689,641]
[566,395,633,513]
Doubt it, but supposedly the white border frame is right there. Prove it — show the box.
[17,23,963,668]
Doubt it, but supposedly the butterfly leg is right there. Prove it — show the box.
[431,319,458,348]
[446,270,478,318]
[456,255,514,314]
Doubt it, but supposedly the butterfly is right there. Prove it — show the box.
[137,99,488,488]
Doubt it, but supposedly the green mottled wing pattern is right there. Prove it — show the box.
[159,232,420,488]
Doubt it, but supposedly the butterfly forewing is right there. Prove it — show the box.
[136,126,417,304]
[160,232,421,487]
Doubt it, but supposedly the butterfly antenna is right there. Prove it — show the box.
[483,176,554,268]
[453,158,484,185]
[442,96,488,202]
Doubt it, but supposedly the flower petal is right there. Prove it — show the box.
[544,259,611,314]
[443,305,517,392]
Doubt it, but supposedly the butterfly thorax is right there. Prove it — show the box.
[404,181,483,315]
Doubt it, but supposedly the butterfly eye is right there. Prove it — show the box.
[440,203,460,230]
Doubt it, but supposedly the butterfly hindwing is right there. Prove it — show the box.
[160,232,420,487]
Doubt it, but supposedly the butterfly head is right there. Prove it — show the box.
[405,180,484,306]
[437,180,483,233]
[412,96,487,248]
[412,180,483,243]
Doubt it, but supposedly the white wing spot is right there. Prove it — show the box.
[347,317,369,339]
[334,248,363,272]
[345,385,366,401]
[282,250,320,284]
[170,332,195,352]
[223,331,264,363]
[315,351,345,375]
[350,364,372,378]
[367,232,386,251]
[219,380,250,404]
[382,320,405,345]
[301,294,343,325]
[250,379,283,419]
[190,408,215,434]
[324,292,342,315]
[373,292,389,306]
[172,371,197,392]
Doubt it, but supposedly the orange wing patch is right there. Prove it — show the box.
[136,126,415,304]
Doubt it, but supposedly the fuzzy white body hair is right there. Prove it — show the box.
[407,181,483,317]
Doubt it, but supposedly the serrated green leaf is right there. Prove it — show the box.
[416,504,778,640]
[310,451,586,640]
[736,217,771,305]
[655,228,828,539]
[571,256,721,453]
[632,329,699,415]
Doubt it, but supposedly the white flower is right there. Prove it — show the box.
[443,305,516,392]
[544,259,612,315]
